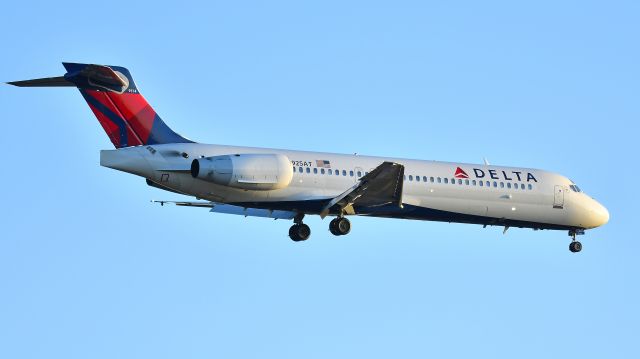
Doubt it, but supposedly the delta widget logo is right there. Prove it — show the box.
[454,167,469,179]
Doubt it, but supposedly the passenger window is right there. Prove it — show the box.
[451,178,455,184]
[292,166,296,173]
[328,169,333,175]
[416,176,420,182]
[444,178,448,184]
[521,183,525,189]
[513,183,518,190]
[457,179,461,185]
[321,168,325,174]
[313,168,318,174]
[500,182,504,188]
[342,170,347,176]
[528,184,533,190]
[507,183,511,189]
[299,167,303,173]
[479,181,484,187]
[306,167,310,173]
[493,181,497,187]
[472,180,476,186]
[357,171,362,177]
[349,171,354,177]
[423,176,427,182]
[486,181,490,187]
[409,175,413,181]
[365,172,369,175]
[465,179,469,185]
[335,170,339,176]
[437,177,442,183]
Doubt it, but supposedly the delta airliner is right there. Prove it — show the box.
[9,63,609,252]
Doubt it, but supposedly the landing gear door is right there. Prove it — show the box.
[553,185,564,209]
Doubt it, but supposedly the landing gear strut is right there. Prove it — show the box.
[329,217,351,236]
[569,229,584,253]
[289,214,310,242]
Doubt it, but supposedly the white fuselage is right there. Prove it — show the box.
[101,143,609,231]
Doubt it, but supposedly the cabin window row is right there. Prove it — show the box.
[292,167,532,190]
[293,167,367,177]
[403,174,533,190]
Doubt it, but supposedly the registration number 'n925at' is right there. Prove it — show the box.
[291,160,312,167]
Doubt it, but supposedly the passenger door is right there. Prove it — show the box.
[553,185,564,209]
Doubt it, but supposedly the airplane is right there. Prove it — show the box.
[8,63,609,252]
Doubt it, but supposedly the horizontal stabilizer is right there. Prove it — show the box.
[7,76,74,87]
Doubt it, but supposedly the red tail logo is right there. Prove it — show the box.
[454,167,469,179]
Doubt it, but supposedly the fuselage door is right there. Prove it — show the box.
[553,185,564,209]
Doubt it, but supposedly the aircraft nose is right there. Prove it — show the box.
[584,199,609,228]
[593,201,610,227]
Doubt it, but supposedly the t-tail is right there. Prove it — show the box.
[8,62,193,148]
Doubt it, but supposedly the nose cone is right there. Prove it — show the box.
[593,201,610,227]
[584,199,610,229]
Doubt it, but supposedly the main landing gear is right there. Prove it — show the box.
[329,217,351,236]
[289,214,311,242]
[569,229,584,253]
[288,215,352,241]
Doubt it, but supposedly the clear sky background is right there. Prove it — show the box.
[0,1,638,358]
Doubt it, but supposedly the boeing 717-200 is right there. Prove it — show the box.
[9,63,609,252]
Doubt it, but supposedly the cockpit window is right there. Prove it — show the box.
[570,185,582,193]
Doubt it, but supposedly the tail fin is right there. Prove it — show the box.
[8,62,193,148]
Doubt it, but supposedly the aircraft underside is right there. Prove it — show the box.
[228,200,577,231]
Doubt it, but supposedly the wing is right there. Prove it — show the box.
[153,200,296,219]
[320,161,404,218]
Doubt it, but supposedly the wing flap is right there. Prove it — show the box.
[320,161,404,218]
[153,200,296,219]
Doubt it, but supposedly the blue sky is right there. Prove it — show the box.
[0,1,638,358]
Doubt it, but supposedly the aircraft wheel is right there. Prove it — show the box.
[289,223,310,241]
[335,217,351,236]
[329,218,341,236]
[569,241,582,253]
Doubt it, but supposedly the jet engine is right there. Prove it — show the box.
[191,153,293,190]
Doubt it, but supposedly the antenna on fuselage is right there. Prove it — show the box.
[483,157,490,166]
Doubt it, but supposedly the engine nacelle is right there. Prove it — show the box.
[191,153,293,191]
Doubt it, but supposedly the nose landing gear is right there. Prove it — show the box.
[569,229,584,253]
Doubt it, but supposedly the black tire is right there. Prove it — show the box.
[569,241,582,253]
[336,217,351,235]
[289,224,301,241]
[296,223,311,241]
[329,218,341,236]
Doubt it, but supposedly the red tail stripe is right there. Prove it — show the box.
[107,92,156,142]
[103,92,144,145]
[85,90,144,146]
